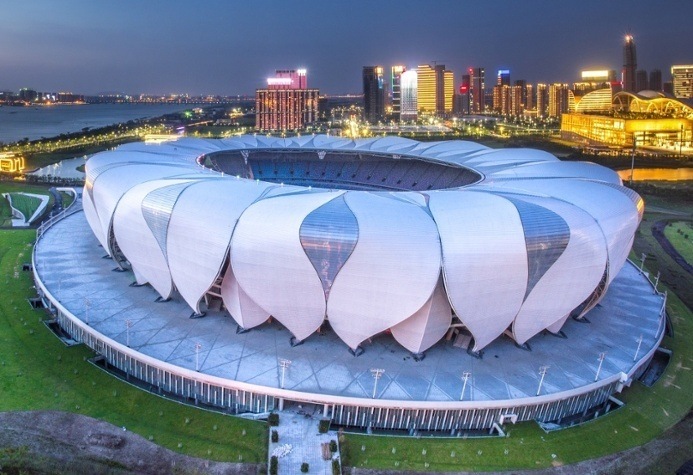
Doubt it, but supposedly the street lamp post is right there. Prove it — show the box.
[536,366,549,396]
[278,359,292,389]
[125,319,132,347]
[639,253,646,273]
[84,298,90,326]
[460,371,471,401]
[370,368,385,399]
[195,342,202,372]
[634,334,644,362]
[595,352,606,381]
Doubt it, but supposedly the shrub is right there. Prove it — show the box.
[269,455,278,475]
[268,413,280,426]
[271,430,278,443]
[331,458,340,475]
[318,419,330,433]
[329,439,337,452]
[301,462,309,472]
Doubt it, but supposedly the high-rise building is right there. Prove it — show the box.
[497,69,510,86]
[469,67,485,114]
[255,69,319,131]
[415,64,454,116]
[671,65,693,98]
[510,85,523,116]
[457,74,471,115]
[622,34,637,93]
[649,69,662,91]
[493,85,511,115]
[400,70,418,121]
[636,69,648,92]
[525,83,534,112]
[548,83,570,117]
[391,65,405,120]
[363,66,385,124]
[536,83,548,117]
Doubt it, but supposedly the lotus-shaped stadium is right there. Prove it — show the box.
[32,135,666,432]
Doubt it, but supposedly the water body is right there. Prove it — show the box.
[30,156,87,179]
[0,103,191,144]
[617,168,693,182]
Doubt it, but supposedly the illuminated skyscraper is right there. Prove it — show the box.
[457,74,471,115]
[391,65,405,121]
[510,84,523,116]
[400,70,418,121]
[363,66,385,124]
[469,68,485,113]
[548,83,570,117]
[671,65,693,98]
[622,35,637,93]
[255,69,319,131]
[416,64,454,116]
[497,69,510,86]
[536,83,548,117]
[525,83,534,112]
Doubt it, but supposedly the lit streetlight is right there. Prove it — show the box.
[370,368,385,399]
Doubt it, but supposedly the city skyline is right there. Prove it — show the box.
[1,0,692,95]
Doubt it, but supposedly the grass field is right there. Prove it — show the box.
[0,229,267,463]
[664,221,693,264]
[0,182,55,227]
[5,192,43,223]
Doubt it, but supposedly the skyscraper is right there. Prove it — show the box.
[497,69,510,86]
[548,83,570,117]
[649,69,662,91]
[635,69,648,92]
[469,67,485,114]
[255,69,319,131]
[400,70,418,121]
[536,83,548,117]
[622,34,637,93]
[363,66,385,124]
[391,65,405,121]
[416,64,454,116]
[457,74,471,115]
[671,65,693,98]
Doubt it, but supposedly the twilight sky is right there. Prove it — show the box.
[1,0,691,95]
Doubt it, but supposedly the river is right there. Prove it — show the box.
[0,103,191,144]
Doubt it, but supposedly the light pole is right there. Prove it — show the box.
[195,342,202,372]
[639,253,646,273]
[654,271,661,293]
[278,359,292,389]
[125,319,132,347]
[536,366,549,396]
[370,368,385,399]
[84,298,90,326]
[634,334,644,362]
[630,138,636,186]
[595,352,606,381]
[460,371,471,401]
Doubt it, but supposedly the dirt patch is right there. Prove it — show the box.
[0,411,262,474]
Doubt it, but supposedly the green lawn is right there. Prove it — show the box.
[59,190,75,209]
[5,192,43,223]
[0,183,55,227]
[343,290,692,472]
[0,229,267,463]
[664,221,693,264]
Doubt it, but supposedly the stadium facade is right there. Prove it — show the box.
[32,136,666,433]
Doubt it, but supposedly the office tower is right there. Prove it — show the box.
[622,34,637,93]
[391,65,405,120]
[457,74,471,114]
[469,67,485,113]
[400,70,418,121]
[416,64,453,116]
[255,69,319,131]
[492,85,511,114]
[636,70,648,92]
[363,66,385,124]
[649,69,662,91]
[536,83,548,117]
[548,83,569,117]
[497,69,510,86]
[671,65,693,98]
[515,79,527,109]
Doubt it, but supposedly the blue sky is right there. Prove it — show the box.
[1,0,691,95]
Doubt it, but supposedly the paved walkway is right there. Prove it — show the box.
[269,405,339,474]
